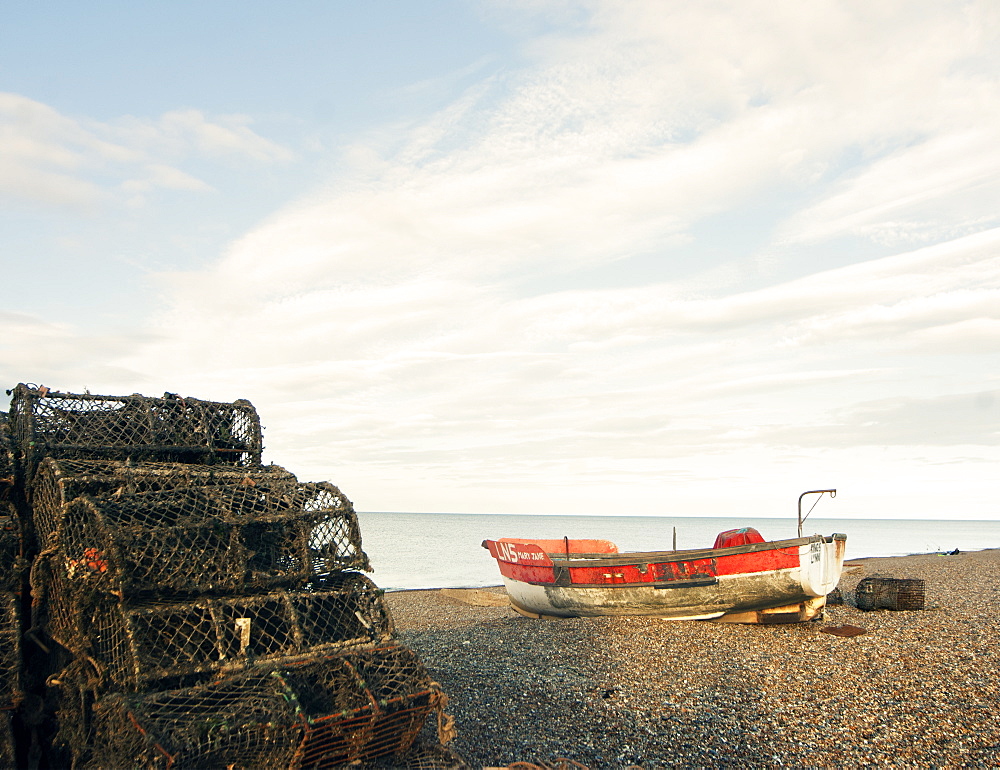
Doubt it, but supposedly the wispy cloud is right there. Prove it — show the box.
[0,93,293,209]
[0,310,152,387]
[778,129,1000,246]
[765,389,1000,448]
[115,108,295,163]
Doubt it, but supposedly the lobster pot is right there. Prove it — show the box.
[1,502,22,592]
[30,457,297,547]
[855,577,926,611]
[51,483,370,597]
[0,412,14,501]
[0,709,15,769]
[50,677,97,769]
[30,553,75,654]
[90,646,439,769]
[72,575,395,689]
[1,593,21,708]
[362,738,469,770]
[91,669,304,769]
[8,384,263,482]
[284,646,440,768]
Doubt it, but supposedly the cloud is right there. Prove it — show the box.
[124,4,998,472]
[0,93,125,207]
[180,0,999,306]
[0,310,153,391]
[0,93,293,209]
[123,164,215,194]
[777,129,1000,246]
[7,1,999,518]
[762,390,1000,448]
[132,227,1000,487]
[117,109,295,163]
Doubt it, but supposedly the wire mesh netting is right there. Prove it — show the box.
[44,481,369,597]
[0,709,15,768]
[1,593,21,708]
[50,677,95,768]
[0,413,14,501]
[43,572,395,689]
[30,458,298,547]
[89,645,440,769]
[855,576,926,611]
[1,501,23,593]
[91,671,302,769]
[28,554,75,664]
[280,646,442,768]
[9,384,263,482]
[360,737,471,770]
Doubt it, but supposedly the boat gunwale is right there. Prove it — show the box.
[498,533,846,570]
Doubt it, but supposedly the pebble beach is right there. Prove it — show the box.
[387,548,1000,768]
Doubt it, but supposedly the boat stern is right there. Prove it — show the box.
[799,533,847,598]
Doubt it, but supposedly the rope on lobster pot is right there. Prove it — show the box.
[428,681,458,745]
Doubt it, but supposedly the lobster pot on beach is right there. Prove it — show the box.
[8,385,263,483]
[29,457,297,519]
[88,646,443,769]
[0,413,14,501]
[44,574,395,690]
[0,593,21,709]
[1,501,23,711]
[0,710,15,769]
[41,483,369,597]
[29,458,298,545]
[0,501,23,593]
[855,577,926,611]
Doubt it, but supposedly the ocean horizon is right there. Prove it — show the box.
[355,511,999,592]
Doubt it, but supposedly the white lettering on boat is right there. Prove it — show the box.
[497,541,549,564]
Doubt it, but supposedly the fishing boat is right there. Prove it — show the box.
[482,530,846,623]
[482,491,846,623]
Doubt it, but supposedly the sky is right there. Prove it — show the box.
[2,1,998,521]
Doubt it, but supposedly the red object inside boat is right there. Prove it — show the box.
[713,527,766,549]
[496,538,618,555]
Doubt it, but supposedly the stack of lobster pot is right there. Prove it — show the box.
[5,384,459,769]
[0,411,24,768]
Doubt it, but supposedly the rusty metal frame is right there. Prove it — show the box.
[798,489,836,537]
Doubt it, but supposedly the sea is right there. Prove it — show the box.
[356,512,999,592]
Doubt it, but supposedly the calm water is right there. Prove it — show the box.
[356,512,999,591]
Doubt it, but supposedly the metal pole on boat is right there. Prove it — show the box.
[673,526,677,551]
[798,489,836,537]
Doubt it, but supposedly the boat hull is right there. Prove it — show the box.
[484,534,846,622]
